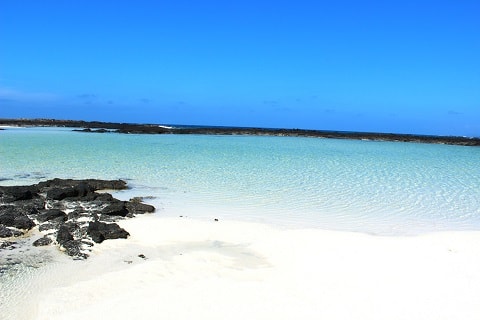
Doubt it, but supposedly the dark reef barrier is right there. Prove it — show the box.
[1,118,479,146]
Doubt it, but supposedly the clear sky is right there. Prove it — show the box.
[1,1,479,136]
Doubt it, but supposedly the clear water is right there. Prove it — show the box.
[1,126,480,318]
[1,126,480,235]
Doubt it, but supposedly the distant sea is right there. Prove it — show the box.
[1,126,479,236]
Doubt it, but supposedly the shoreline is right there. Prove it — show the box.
[2,122,480,319]
[1,118,479,146]
[0,178,155,278]
[12,215,480,320]
[2,180,479,319]
[4,184,480,319]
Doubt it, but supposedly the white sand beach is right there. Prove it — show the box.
[24,215,480,320]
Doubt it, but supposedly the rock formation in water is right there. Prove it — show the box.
[0,178,155,259]
[1,118,479,146]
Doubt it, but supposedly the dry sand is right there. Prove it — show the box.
[26,215,480,319]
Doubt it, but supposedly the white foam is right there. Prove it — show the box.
[21,215,480,320]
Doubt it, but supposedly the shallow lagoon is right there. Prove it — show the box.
[1,126,479,235]
[2,127,480,320]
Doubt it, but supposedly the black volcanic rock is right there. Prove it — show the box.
[0,185,38,201]
[62,240,87,258]
[63,221,83,238]
[0,241,16,250]
[74,182,95,197]
[101,201,129,217]
[33,236,53,246]
[0,178,155,259]
[12,198,45,214]
[37,209,67,223]
[87,221,130,243]
[14,215,36,230]
[39,223,57,232]
[37,178,128,193]
[126,201,155,214]
[0,208,15,225]
[46,183,97,200]
[2,118,480,146]
[74,128,112,133]
[0,209,36,230]
[0,225,23,238]
[0,225,13,238]
[93,192,114,202]
[56,225,74,245]
[46,187,78,200]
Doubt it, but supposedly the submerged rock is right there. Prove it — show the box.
[0,178,155,259]
[0,241,16,250]
[0,225,23,238]
[33,236,53,247]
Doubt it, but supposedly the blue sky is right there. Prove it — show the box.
[1,1,479,136]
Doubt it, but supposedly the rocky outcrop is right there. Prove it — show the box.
[87,221,130,243]
[37,178,127,193]
[0,185,38,201]
[0,206,36,230]
[0,224,22,238]
[32,236,52,246]
[1,118,480,146]
[0,178,155,259]
[101,201,129,217]
[37,209,67,223]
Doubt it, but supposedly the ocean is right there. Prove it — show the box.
[1,126,480,319]
[1,126,479,235]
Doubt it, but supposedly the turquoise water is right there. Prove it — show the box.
[1,126,480,235]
